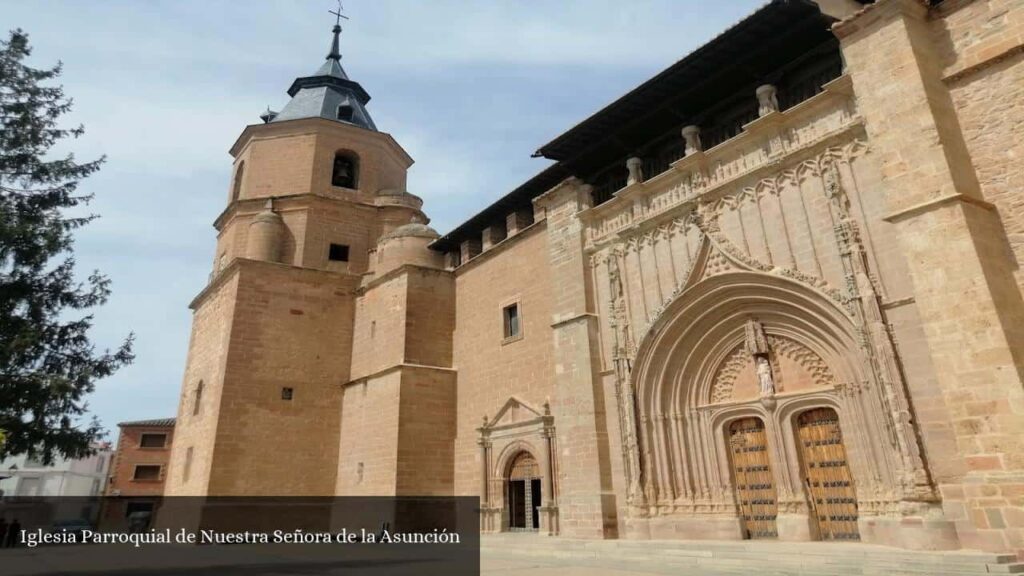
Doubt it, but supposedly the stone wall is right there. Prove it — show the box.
[194,260,355,496]
[941,0,1024,294]
[396,368,457,495]
[164,271,239,496]
[836,0,1024,555]
[936,0,1024,556]
[337,372,401,495]
[350,273,410,379]
[233,132,317,202]
[339,265,455,496]
[537,180,618,538]
[451,225,556,499]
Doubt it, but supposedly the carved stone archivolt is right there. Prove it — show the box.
[709,332,835,405]
[590,137,935,530]
[710,346,751,404]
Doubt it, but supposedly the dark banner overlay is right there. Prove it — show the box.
[0,496,480,576]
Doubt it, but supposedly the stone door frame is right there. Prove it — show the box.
[478,396,559,535]
[704,391,859,541]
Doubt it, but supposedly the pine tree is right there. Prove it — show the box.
[0,29,133,463]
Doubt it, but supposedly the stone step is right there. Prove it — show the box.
[482,537,1014,563]
[485,551,1011,576]
[481,538,1023,576]
[483,543,1009,565]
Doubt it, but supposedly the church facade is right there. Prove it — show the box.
[163,0,1024,557]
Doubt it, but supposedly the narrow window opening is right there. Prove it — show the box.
[281,387,294,401]
[503,303,521,340]
[331,153,358,189]
[370,320,376,338]
[337,105,354,122]
[183,447,194,482]
[192,380,204,416]
[328,243,350,262]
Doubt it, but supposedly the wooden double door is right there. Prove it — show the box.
[726,408,859,541]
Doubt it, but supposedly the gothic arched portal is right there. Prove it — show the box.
[619,271,913,541]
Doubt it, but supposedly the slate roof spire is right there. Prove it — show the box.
[270,6,377,131]
[314,23,348,79]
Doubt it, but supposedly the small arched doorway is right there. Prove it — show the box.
[726,417,778,539]
[795,407,859,541]
[506,451,541,532]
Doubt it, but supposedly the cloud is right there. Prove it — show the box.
[1,0,766,432]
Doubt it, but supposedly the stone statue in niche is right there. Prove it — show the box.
[822,160,850,220]
[755,356,775,398]
[744,318,776,399]
[607,254,624,302]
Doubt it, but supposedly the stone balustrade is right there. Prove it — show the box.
[581,75,858,249]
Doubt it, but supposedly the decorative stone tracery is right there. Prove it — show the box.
[587,125,938,544]
[709,334,835,406]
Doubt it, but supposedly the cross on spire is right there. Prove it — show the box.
[329,0,349,29]
[325,0,348,62]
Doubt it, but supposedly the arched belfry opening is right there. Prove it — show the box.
[331,152,358,189]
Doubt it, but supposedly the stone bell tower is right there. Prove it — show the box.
[164,20,450,497]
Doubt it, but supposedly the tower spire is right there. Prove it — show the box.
[327,0,348,61]
[327,24,342,61]
[269,1,377,131]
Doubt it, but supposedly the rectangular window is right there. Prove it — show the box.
[132,465,161,481]
[328,243,350,262]
[503,303,521,340]
[139,433,167,449]
[281,387,294,401]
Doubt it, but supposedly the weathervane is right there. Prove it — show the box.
[329,0,349,29]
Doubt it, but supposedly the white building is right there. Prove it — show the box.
[0,446,112,498]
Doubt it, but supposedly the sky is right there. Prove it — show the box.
[1,0,764,439]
